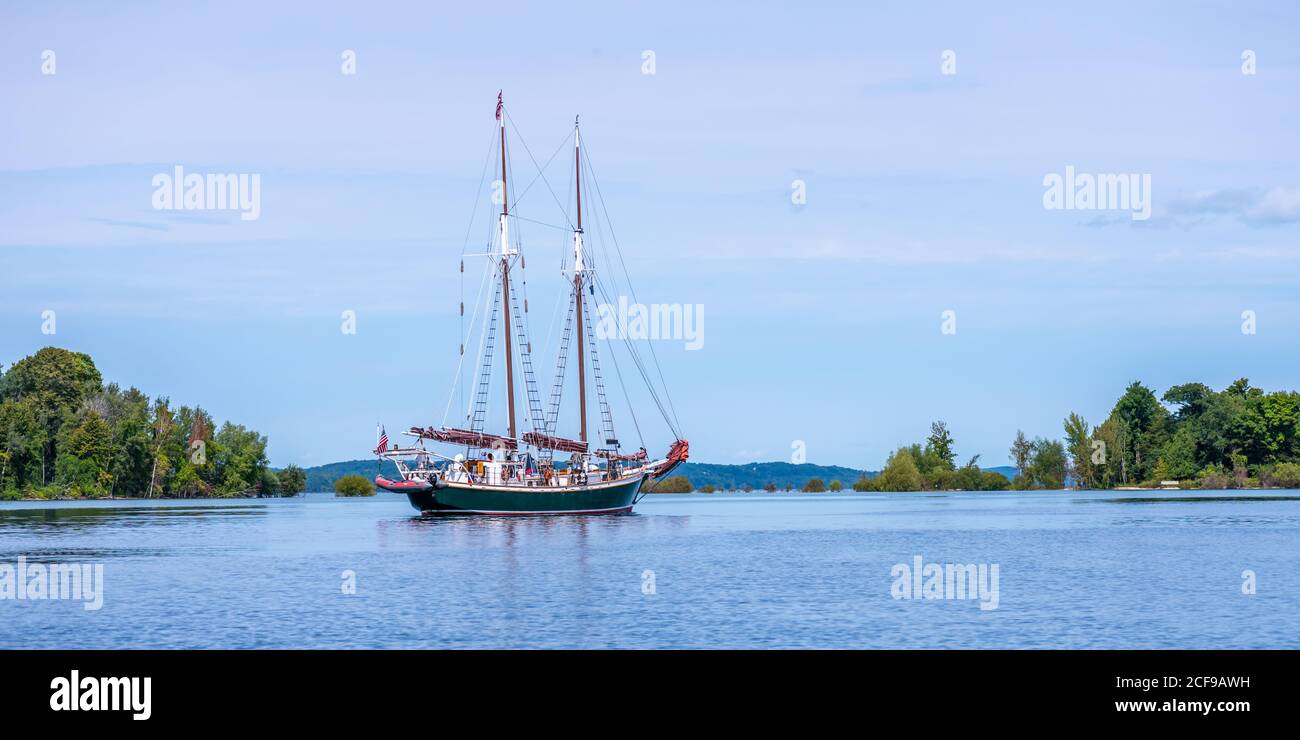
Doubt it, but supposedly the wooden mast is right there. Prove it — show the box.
[498,92,518,440]
[573,117,588,444]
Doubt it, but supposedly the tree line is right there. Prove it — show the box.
[854,421,1014,492]
[865,378,1300,491]
[1057,378,1300,489]
[0,347,305,500]
[649,378,1300,493]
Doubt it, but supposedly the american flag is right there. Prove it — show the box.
[375,425,388,454]
[495,91,503,121]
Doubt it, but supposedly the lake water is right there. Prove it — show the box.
[1,490,1297,649]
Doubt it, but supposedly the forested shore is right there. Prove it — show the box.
[1,347,304,500]
[6,348,1295,499]
[653,379,1300,493]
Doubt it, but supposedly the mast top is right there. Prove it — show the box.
[573,112,585,271]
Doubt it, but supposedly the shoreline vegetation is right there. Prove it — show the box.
[646,379,1300,494]
[333,474,375,497]
[1,347,304,501]
[5,348,1296,499]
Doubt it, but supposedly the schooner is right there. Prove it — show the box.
[373,93,688,514]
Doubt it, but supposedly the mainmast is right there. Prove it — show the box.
[497,92,518,440]
[573,117,588,444]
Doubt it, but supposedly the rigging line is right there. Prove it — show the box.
[601,299,646,450]
[576,155,672,439]
[537,160,570,361]
[582,143,683,435]
[585,249,679,439]
[452,124,501,425]
[581,195,647,446]
[443,257,495,427]
[557,133,575,278]
[464,266,498,426]
[539,268,568,379]
[509,128,574,213]
[505,112,575,233]
[581,144,676,432]
[447,261,490,428]
[462,123,501,258]
[510,214,570,231]
[589,266,679,439]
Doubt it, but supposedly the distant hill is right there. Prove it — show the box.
[677,461,865,489]
[295,459,399,493]
[676,462,1016,489]
[292,458,1017,492]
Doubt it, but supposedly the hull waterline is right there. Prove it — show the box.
[402,475,646,515]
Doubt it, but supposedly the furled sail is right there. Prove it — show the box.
[408,426,518,451]
[522,432,588,453]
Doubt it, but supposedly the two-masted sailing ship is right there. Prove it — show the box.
[373,93,688,515]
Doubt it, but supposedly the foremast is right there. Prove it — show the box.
[497,91,518,441]
[573,117,588,445]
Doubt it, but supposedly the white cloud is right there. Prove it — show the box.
[1169,186,1300,226]
[1247,187,1300,224]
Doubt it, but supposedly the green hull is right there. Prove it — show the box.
[403,475,646,515]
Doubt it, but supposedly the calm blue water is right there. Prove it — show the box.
[1,491,1297,648]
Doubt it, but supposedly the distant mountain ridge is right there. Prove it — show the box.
[675,461,1016,489]
[290,458,1016,492]
[296,459,399,493]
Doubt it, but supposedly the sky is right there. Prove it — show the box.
[1,1,1298,469]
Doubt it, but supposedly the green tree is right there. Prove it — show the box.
[1159,425,1198,480]
[171,460,205,498]
[925,421,956,471]
[1151,458,1170,484]
[1162,382,1215,421]
[646,475,693,493]
[1255,391,1300,463]
[54,409,114,497]
[1198,464,1232,490]
[259,468,282,497]
[1111,381,1170,482]
[1027,438,1067,489]
[876,448,922,491]
[953,458,985,490]
[1231,452,1249,488]
[0,347,102,410]
[278,464,307,496]
[1062,413,1095,488]
[0,397,47,490]
[211,422,269,496]
[1091,417,1125,487]
[828,479,843,492]
[0,348,103,480]
[334,474,375,497]
[980,471,1011,490]
[1009,430,1032,481]
[1265,462,1300,488]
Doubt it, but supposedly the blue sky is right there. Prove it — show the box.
[2,1,1298,469]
